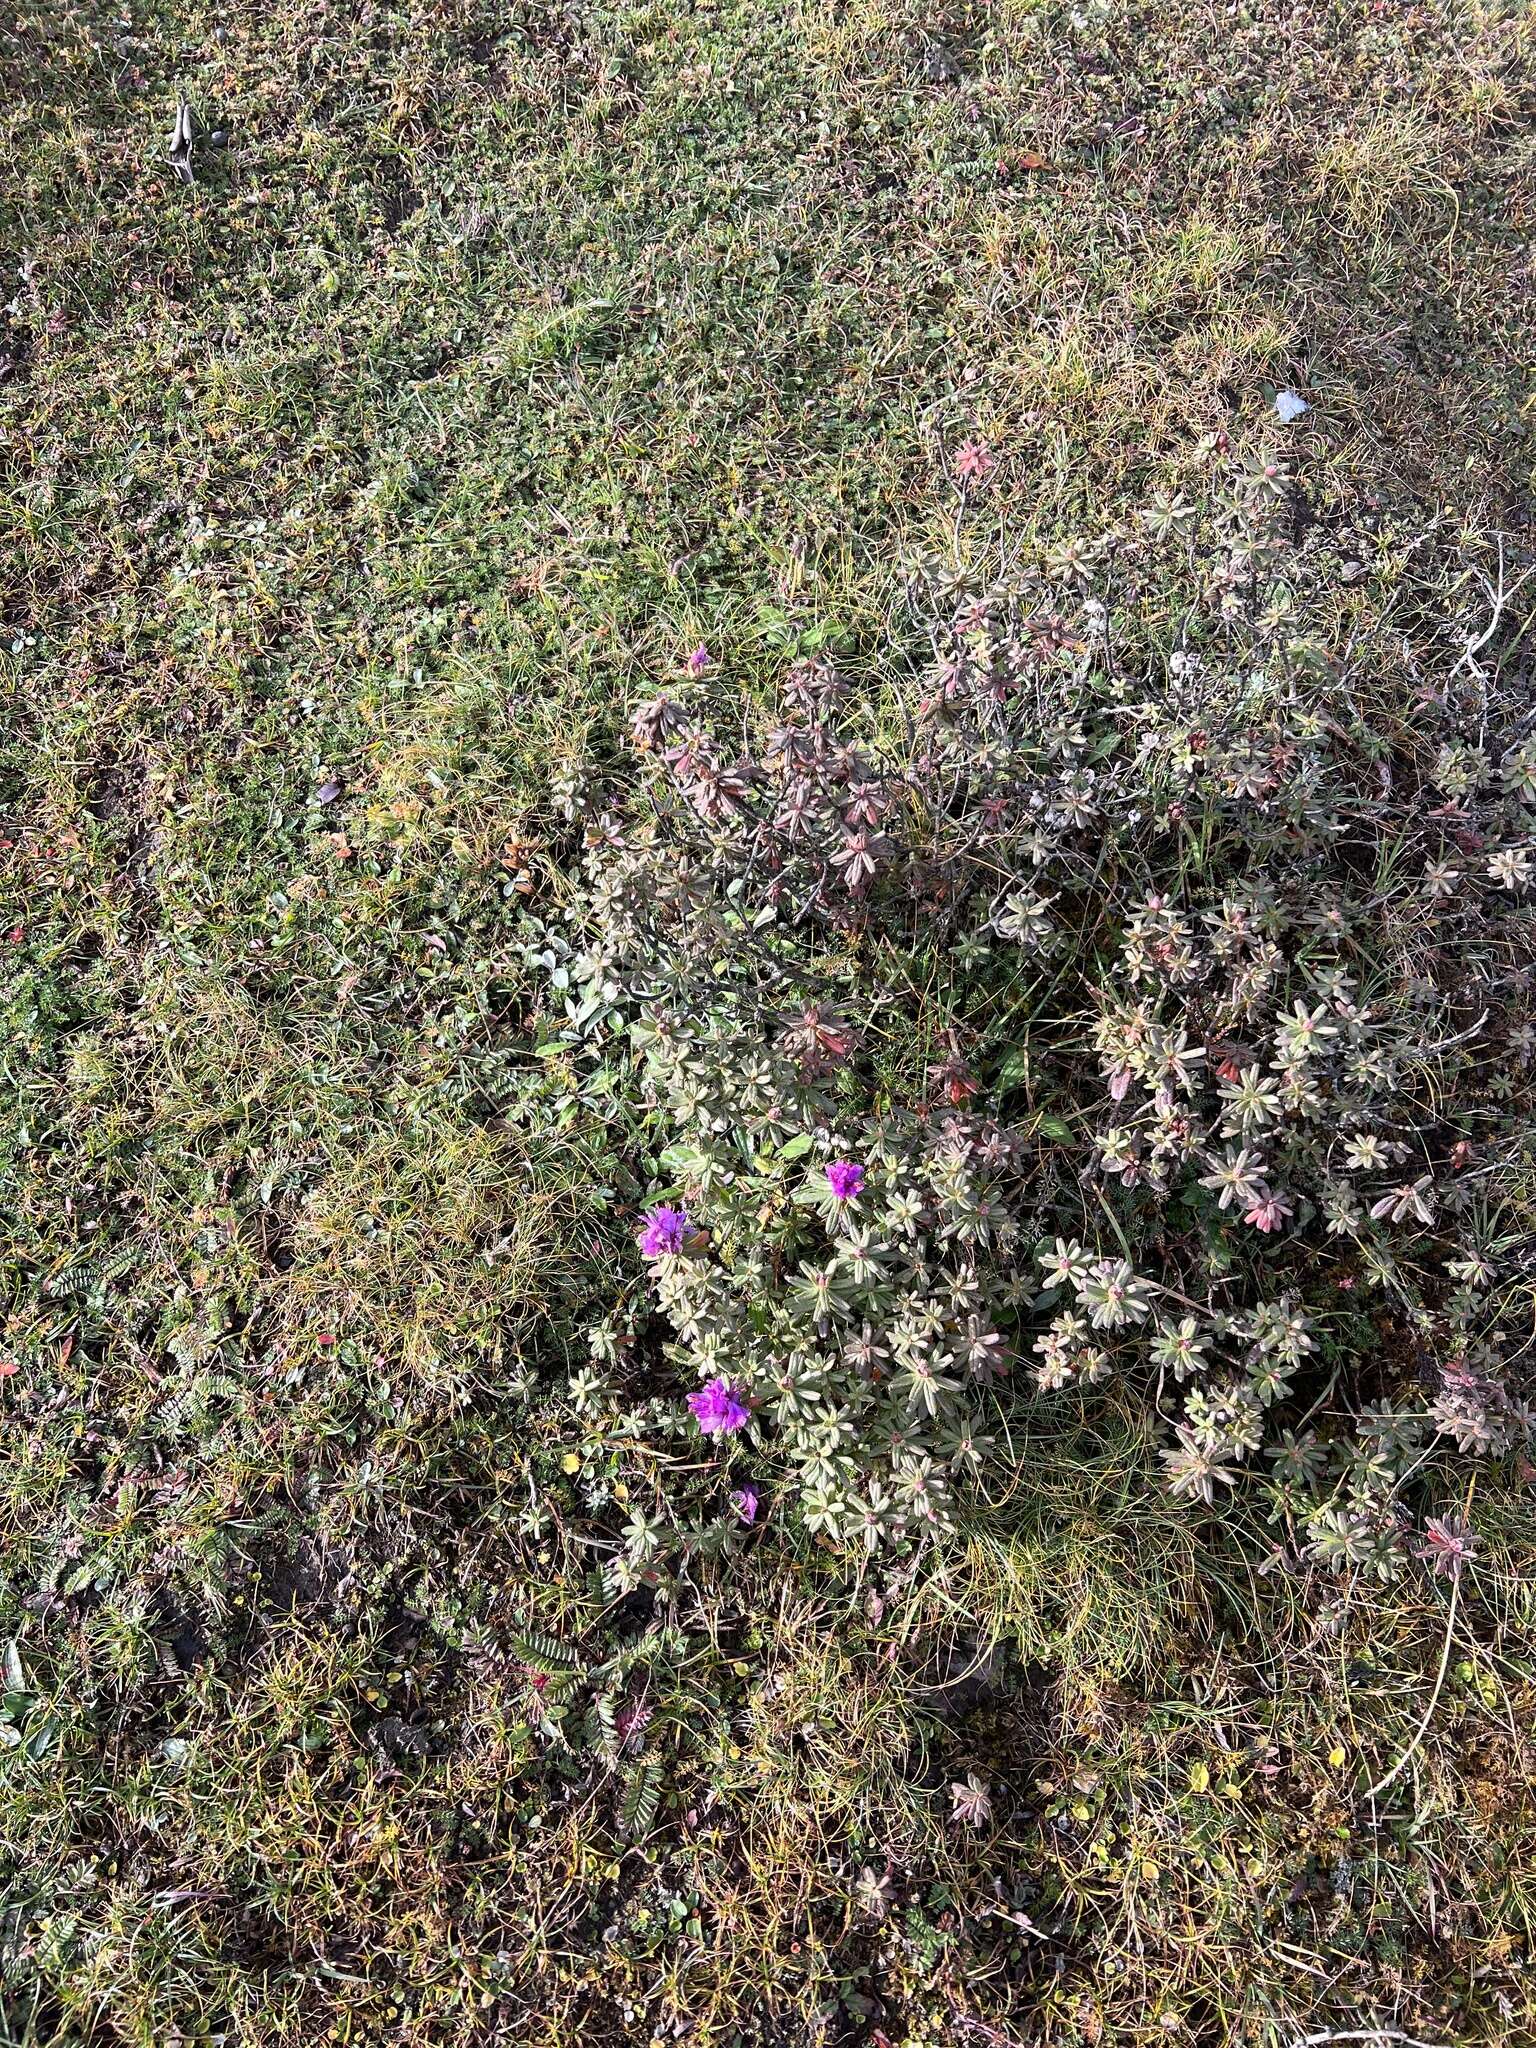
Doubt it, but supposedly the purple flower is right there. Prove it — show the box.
[687,1376,750,1436]
[639,1205,690,1258]
[687,643,711,676]
[825,1159,866,1202]
[731,1485,759,1526]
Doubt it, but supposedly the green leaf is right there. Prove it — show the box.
[620,1760,663,1840]
[25,1716,58,1762]
[659,1144,710,1176]
[512,1630,581,1674]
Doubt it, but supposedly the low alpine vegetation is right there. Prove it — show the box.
[4,0,1533,2037]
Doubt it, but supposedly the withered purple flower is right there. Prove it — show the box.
[776,1003,856,1073]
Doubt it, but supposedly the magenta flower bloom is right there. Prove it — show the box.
[731,1485,759,1526]
[825,1159,866,1202]
[639,1205,690,1258]
[688,1376,750,1435]
[687,643,711,675]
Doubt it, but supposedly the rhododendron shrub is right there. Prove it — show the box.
[530,445,1533,1584]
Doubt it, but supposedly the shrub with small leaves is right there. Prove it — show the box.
[530,440,1533,1579]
